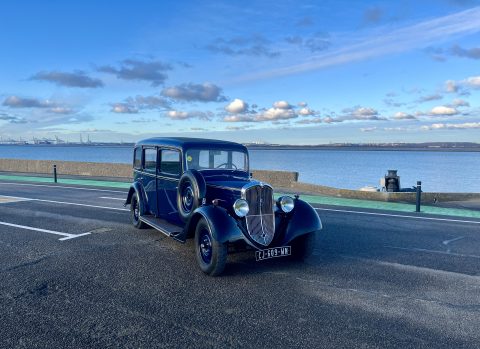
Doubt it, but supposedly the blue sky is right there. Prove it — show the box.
[1,0,479,144]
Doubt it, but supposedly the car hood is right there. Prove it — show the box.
[202,173,251,191]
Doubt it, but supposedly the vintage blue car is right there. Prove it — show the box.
[125,137,322,276]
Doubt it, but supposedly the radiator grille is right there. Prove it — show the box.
[243,184,275,246]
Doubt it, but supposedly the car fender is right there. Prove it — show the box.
[186,205,245,244]
[281,199,322,245]
[124,181,148,216]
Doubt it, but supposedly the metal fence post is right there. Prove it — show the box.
[53,165,57,183]
[415,181,421,212]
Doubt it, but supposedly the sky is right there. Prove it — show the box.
[0,0,479,145]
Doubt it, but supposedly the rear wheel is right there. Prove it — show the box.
[131,193,147,229]
[194,218,227,276]
[290,232,316,260]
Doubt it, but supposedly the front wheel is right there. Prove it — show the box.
[194,218,227,276]
[130,193,147,229]
[290,232,317,261]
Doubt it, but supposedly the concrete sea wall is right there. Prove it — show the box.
[1,158,479,203]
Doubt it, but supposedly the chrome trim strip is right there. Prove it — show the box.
[207,184,242,191]
[133,169,179,182]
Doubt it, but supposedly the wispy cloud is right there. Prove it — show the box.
[30,70,104,88]
[3,96,55,108]
[416,94,443,103]
[421,122,480,130]
[161,83,226,102]
[239,6,480,81]
[0,111,26,124]
[98,59,172,86]
[206,35,280,58]
[111,95,170,114]
[167,110,213,120]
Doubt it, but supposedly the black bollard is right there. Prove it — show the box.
[415,181,421,212]
[53,165,57,183]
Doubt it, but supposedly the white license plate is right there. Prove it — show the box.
[255,246,291,261]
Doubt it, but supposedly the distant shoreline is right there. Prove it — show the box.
[1,143,479,152]
[247,145,480,152]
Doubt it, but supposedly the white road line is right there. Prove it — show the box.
[314,207,480,224]
[385,245,480,259]
[0,181,127,193]
[442,236,465,245]
[59,232,92,241]
[0,194,129,212]
[0,221,90,240]
[0,197,32,204]
[99,196,125,201]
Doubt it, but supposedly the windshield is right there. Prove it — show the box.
[186,148,248,172]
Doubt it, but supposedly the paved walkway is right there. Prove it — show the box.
[1,173,479,219]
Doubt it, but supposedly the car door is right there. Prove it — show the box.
[157,147,182,224]
[142,146,158,216]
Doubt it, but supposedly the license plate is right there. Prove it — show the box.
[255,246,291,261]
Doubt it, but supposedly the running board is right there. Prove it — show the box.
[140,216,185,242]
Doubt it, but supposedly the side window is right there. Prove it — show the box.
[143,148,157,173]
[160,149,181,176]
[133,147,142,169]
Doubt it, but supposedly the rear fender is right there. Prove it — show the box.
[124,182,148,216]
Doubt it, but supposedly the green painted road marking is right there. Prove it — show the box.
[0,174,479,219]
[277,192,480,219]
[0,174,130,189]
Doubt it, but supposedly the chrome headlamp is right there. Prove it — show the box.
[277,196,295,213]
[233,199,249,217]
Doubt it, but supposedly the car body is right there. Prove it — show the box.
[125,137,323,275]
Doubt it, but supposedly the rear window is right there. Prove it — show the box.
[133,147,142,169]
[160,149,181,176]
[143,148,157,173]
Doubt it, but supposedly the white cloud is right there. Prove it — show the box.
[360,127,377,132]
[335,106,384,121]
[323,116,336,123]
[111,103,138,114]
[298,107,315,116]
[430,105,458,115]
[352,107,378,117]
[167,110,213,120]
[421,122,480,130]
[463,75,480,88]
[445,75,480,94]
[223,115,255,122]
[255,106,296,121]
[393,112,416,120]
[272,100,292,109]
[225,98,249,113]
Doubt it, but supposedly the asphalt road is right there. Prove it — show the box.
[0,180,479,348]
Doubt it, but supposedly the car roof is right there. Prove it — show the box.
[135,137,248,151]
